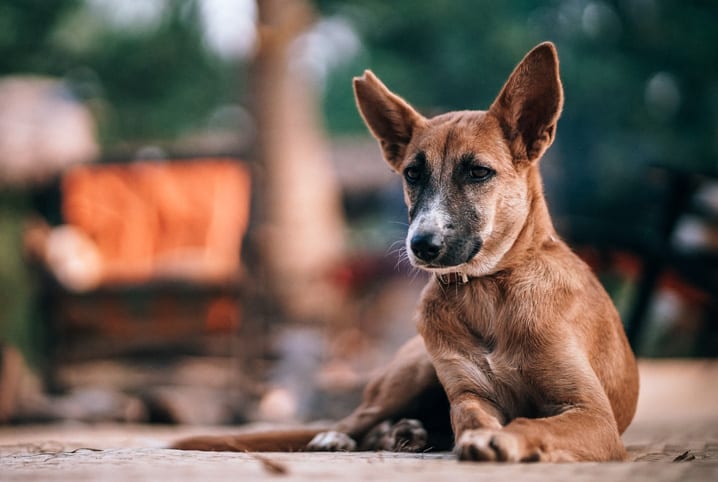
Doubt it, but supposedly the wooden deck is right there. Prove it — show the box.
[2,360,717,481]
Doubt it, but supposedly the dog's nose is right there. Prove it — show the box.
[410,232,442,262]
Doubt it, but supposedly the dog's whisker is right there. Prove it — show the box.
[387,246,408,259]
[393,256,407,273]
[386,239,407,257]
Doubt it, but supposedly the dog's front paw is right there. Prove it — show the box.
[455,429,541,462]
[307,431,357,451]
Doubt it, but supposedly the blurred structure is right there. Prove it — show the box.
[26,158,250,352]
[0,76,98,187]
[12,158,253,424]
[564,167,718,356]
[46,160,248,289]
[250,0,346,325]
[0,74,99,414]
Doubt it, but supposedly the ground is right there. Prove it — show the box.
[1,360,717,481]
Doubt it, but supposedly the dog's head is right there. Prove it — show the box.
[354,42,564,278]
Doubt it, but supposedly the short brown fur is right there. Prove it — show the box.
[172,42,638,462]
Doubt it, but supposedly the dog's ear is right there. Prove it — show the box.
[353,70,426,170]
[489,42,564,163]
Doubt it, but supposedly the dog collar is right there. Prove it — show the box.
[435,271,470,285]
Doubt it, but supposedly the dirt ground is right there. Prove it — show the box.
[1,359,717,481]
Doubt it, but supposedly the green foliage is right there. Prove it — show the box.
[76,3,237,143]
[317,0,718,222]
[0,0,238,146]
[0,196,36,366]
[0,0,81,74]
[318,0,548,132]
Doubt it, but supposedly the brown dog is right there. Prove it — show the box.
[173,42,639,462]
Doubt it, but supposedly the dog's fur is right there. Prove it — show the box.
[172,42,639,462]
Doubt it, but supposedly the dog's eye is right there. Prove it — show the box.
[404,166,422,184]
[468,166,493,182]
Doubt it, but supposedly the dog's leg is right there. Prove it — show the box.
[451,359,625,462]
[456,407,623,462]
[307,335,442,451]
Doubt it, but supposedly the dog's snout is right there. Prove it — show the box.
[410,232,442,263]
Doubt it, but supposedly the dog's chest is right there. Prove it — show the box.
[462,333,526,401]
[419,278,535,415]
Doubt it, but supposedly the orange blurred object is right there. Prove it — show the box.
[60,159,251,286]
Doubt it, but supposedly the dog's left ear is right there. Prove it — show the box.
[489,42,564,163]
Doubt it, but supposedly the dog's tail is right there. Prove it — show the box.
[170,428,326,452]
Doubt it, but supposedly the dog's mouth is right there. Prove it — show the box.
[409,238,483,271]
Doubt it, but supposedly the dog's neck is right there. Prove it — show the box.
[509,164,557,253]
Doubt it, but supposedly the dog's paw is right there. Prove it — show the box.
[362,419,428,452]
[385,419,428,452]
[359,421,392,450]
[455,429,541,462]
[306,431,357,451]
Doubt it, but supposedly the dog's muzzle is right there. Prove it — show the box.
[409,230,482,268]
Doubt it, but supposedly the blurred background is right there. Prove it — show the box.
[0,0,716,427]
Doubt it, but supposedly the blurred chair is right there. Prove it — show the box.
[26,159,251,388]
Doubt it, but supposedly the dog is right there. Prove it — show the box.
[172,42,639,462]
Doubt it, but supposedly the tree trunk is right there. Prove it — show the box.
[249,0,346,324]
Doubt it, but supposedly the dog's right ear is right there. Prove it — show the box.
[353,70,426,170]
